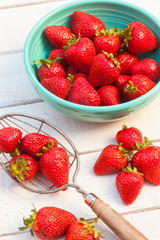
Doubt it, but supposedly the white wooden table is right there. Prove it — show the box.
[0,0,160,239]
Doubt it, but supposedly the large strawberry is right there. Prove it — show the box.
[121,21,159,54]
[49,49,68,69]
[130,58,159,82]
[131,146,160,185]
[67,76,100,106]
[88,53,121,88]
[64,35,96,74]
[124,74,156,100]
[65,218,103,240]
[70,11,106,39]
[38,147,69,189]
[45,25,72,48]
[116,166,144,205]
[20,133,58,160]
[116,52,138,75]
[97,85,121,106]
[93,144,128,175]
[8,154,38,182]
[19,206,77,239]
[0,127,22,154]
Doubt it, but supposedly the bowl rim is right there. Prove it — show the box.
[24,0,160,113]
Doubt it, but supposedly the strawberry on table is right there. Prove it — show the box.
[19,206,77,239]
[8,154,38,182]
[116,51,138,75]
[116,166,144,205]
[97,85,121,106]
[70,11,106,39]
[49,49,68,69]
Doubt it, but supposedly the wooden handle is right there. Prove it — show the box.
[91,199,148,240]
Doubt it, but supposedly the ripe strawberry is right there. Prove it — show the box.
[116,52,138,75]
[65,218,103,240]
[124,74,156,100]
[116,166,144,205]
[130,58,159,82]
[34,58,65,82]
[70,11,106,39]
[8,154,38,182]
[41,77,70,99]
[116,125,143,151]
[93,144,128,175]
[45,25,72,48]
[97,85,121,106]
[65,65,77,76]
[20,133,58,160]
[38,147,69,189]
[64,36,96,74]
[49,49,68,69]
[121,21,159,54]
[67,76,100,106]
[74,72,88,80]
[131,146,160,185]
[88,53,121,88]
[19,206,77,239]
[115,75,131,94]
[0,127,22,154]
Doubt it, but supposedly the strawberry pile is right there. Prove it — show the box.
[93,125,160,205]
[34,11,159,106]
[0,127,69,188]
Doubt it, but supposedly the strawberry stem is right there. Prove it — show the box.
[124,81,137,94]
[79,218,103,239]
[96,27,123,37]
[10,140,21,157]
[33,56,62,69]
[63,33,81,50]
[102,51,121,69]
[36,140,54,158]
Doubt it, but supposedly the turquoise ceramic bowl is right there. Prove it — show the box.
[24,0,160,122]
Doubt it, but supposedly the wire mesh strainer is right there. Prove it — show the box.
[0,113,148,240]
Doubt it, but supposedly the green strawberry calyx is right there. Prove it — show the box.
[10,140,21,157]
[118,25,133,53]
[132,137,152,151]
[79,218,103,239]
[122,125,128,130]
[33,56,62,69]
[8,156,32,182]
[124,80,137,94]
[102,51,121,69]
[118,143,132,159]
[63,33,81,50]
[19,206,37,236]
[96,27,123,37]
[36,140,54,157]
[123,166,143,175]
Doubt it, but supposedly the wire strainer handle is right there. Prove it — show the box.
[85,193,148,240]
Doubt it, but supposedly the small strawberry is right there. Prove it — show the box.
[97,85,121,106]
[120,21,159,54]
[65,218,103,240]
[130,58,159,82]
[38,147,69,189]
[19,206,77,239]
[20,133,58,160]
[41,77,70,99]
[131,146,160,185]
[45,25,72,48]
[124,74,156,100]
[70,11,106,39]
[93,144,128,175]
[116,166,144,205]
[116,52,138,75]
[67,76,100,106]
[0,127,22,154]
[65,65,77,76]
[88,52,121,88]
[64,35,96,74]
[8,154,38,182]
[115,75,131,94]
[49,49,68,69]
[34,58,66,82]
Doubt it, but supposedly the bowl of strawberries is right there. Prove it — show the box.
[24,0,160,122]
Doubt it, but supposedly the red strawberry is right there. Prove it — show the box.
[121,21,159,54]
[45,25,72,48]
[0,127,22,154]
[41,77,70,99]
[65,65,77,76]
[49,49,68,69]
[88,53,121,88]
[97,85,121,106]
[64,36,96,74]
[115,75,130,94]
[116,52,138,75]
[20,133,58,160]
[65,218,103,240]
[116,166,144,205]
[116,125,143,151]
[74,73,88,80]
[93,144,128,175]
[70,11,106,39]
[130,58,159,82]
[34,58,65,82]
[38,147,69,189]
[67,77,100,106]
[19,206,77,239]
[131,146,160,185]
[8,154,38,182]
